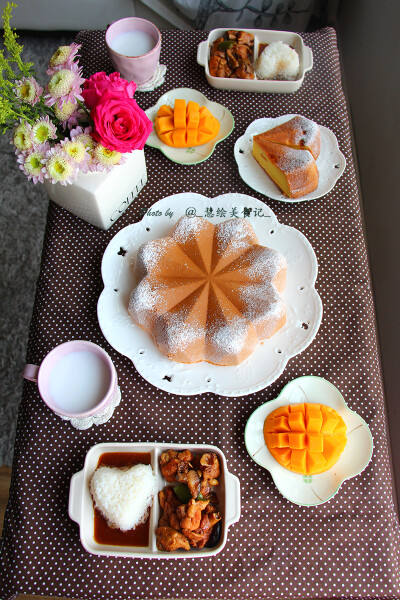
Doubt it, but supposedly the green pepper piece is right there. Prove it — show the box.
[218,40,237,51]
[173,483,192,504]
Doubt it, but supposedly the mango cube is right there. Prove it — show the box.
[288,411,305,431]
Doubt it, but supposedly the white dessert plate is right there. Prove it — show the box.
[145,88,234,164]
[69,442,240,558]
[234,115,346,202]
[98,193,323,397]
[245,376,373,506]
[197,28,313,93]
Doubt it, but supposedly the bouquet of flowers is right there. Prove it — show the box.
[0,2,153,186]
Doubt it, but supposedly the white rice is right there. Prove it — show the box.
[255,41,300,80]
[90,464,158,531]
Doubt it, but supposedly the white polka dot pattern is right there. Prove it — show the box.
[1,28,400,600]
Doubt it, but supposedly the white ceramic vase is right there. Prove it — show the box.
[44,149,147,230]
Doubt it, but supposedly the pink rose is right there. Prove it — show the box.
[91,97,153,152]
[82,71,137,110]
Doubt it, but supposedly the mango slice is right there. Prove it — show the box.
[155,99,220,148]
[264,403,347,475]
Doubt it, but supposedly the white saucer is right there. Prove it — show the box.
[98,193,323,397]
[145,87,234,165]
[234,115,346,202]
[245,376,373,505]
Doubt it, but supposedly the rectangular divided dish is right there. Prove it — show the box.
[69,442,241,558]
[197,28,313,93]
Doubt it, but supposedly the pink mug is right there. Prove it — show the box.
[23,340,118,420]
[105,17,161,84]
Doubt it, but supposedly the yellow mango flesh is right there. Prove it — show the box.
[155,99,220,148]
[264,403,347,475]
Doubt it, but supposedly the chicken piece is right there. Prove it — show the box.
[176,499,209,531]
[226,47,240,70]
[183,506,221,548]
[227,30,238,40]
[236,31,254,47]
[160,449,193,482]
[158,487,181,528]
[176,462,201,499]
[156,527,190,552]
[210,37,225,56]
[209,54,232,78]
[199,452,221,481]
[235,44,253,61]
[235,61,255,79]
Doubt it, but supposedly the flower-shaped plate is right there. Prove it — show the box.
[245,376,373,505]
[98,193,323,397]
[145,88,234,164]
[234,115,346,203]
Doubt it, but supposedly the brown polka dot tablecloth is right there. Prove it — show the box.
[1,28,400,600]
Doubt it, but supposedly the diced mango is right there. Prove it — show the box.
[290,449,307,472]
[173,99,186,129]
[288,411,305,432]
[273,415,290,432]
[306,404,323,433]
[288,432,306,449]
[307,452,327,475]
[155,115,174,136]
[155,99,220,148]
[307,433,323,453]
[156,104,174,118]
[264,402,347,475]
[267,432,289,449]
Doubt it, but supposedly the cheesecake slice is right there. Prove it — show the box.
[252,137,319,198]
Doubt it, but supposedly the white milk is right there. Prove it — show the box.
[110,31,156,57]
[49,351,111,413]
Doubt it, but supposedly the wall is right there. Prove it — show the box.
[337,0,400,505]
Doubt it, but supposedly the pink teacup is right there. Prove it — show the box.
[23,340,118,420]
[105,17,161,84]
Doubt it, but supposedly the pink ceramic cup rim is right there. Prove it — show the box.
[105,17,161,59]
[37,340,117,419]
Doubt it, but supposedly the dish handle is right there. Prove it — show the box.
[197,40,208,67]
[224,471,241,526]
[302,45,313,72]
[68,469,85,525]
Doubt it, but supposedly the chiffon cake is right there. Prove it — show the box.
[253,116,320,198]
[129,216,287,366]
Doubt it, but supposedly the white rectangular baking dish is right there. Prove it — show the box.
[69,442,241,558]
[197,28,312,93]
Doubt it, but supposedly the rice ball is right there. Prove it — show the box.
[255,41,300,80]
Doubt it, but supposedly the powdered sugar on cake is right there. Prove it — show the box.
[128,216,287,365]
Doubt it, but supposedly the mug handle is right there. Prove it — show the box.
[23,364,39,382]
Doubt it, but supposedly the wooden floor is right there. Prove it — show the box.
[0,466,71,600]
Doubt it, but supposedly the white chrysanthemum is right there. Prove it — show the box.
[93,144,123,169]
[53,100,77,121]
[45,64,85,109]
[31,116,57,145]
[14,76,43,105]
[47,43,80,73]
[17,146,48,184]
[43,146,79,185]
[13,122,33,151]
[60,139,88,165]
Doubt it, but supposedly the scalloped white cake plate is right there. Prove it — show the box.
[145,88,234,165]
[234,115,346,203]
[98,193,323,397]
[245,376,373,505]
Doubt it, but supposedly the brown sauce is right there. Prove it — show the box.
[93,452,152,547]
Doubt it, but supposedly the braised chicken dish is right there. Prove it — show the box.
[156,449,222,552]
[209,30,255,79]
